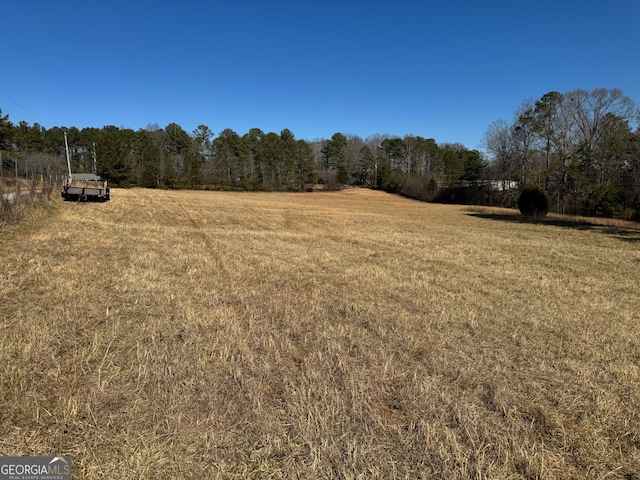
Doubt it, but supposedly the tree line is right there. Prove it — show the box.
[484,88,640,220]
[1,86,639,220]
[0,114,486,197]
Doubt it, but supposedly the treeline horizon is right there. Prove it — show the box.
[1,87,639,220]
[0,114,487,198]
[484,88,640,220]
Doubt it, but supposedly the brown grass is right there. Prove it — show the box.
[1,188,639,479]
[1,178,59,225]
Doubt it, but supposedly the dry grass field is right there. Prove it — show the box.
[1,187,639,479]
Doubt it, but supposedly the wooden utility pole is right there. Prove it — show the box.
[92,142,97,175]
[64,132,72,179]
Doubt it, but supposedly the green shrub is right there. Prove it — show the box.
[518,185,549,218]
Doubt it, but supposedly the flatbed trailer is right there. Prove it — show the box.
[61,175,110,202]
[60,132,110,202]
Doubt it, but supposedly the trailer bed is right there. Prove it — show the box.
[61,174,110,202]
[61,185,110,202]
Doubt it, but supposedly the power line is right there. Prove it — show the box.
[0,89,45,125]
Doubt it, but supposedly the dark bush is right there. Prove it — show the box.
[518,185,549,217]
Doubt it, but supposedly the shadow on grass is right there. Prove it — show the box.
[466,212,640,243]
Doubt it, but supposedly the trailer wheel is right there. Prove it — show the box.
[80,194,88,202]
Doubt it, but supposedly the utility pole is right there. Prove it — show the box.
[64,132,72,179]
[92,142,97,175]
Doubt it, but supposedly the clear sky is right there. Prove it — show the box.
[2,0,638,150]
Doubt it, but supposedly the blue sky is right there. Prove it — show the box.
[2,0,639,150]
